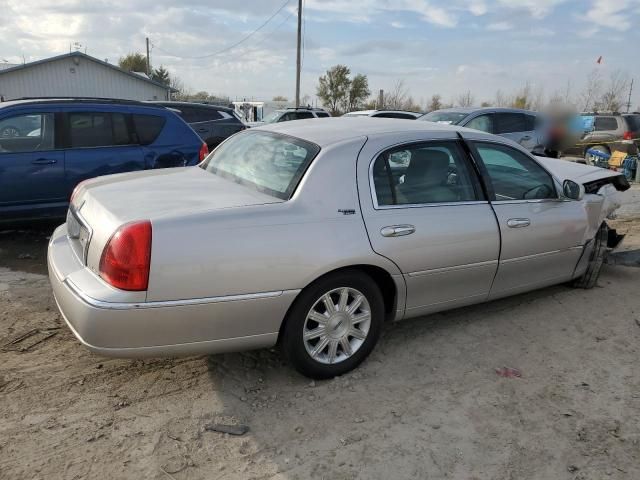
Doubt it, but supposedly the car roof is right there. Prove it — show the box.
[428,107,539,115]
[149,101,234,113]
[0,97,167,110]
[257,117,492,147]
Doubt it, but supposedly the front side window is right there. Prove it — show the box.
[0,113,54,153]
[495,113,527,133]
[465,114,494,133]
[200,131,320,200]
[372,141,479,207]
[420,111,469,124]
[474,142,556,201]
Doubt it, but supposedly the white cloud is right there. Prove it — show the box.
[495,0,568,19]
[580,0,640,32]
[486,21,513,31]
[468,0,488,16]
[391,21,405,28]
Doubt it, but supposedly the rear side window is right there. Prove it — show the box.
[315,111,330,118]
[524,114,537,131]
[199,109,222,121]
[112,113,131,145]
[374,112,416,119]
[495,113,527,133]
[372,141,480,206]
[132,114,166,145]
[594,117,618,131]
[69,112,113,148]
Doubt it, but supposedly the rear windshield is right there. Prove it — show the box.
[624,115,640,131]
[420,111,469,124]
[200,131,320,200]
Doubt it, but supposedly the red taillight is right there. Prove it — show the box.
[199,143,209,162]
[623,131,633,140]
[99,221,152,291]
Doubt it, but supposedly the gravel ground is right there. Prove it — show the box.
[0,187,639,480]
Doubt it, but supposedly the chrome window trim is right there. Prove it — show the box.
[64,278,297,310]
[367,139,484,211]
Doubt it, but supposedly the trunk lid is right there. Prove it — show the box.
[74,166,281,225]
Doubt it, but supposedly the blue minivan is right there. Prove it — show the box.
[0,98,208,221]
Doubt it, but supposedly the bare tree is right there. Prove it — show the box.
[599,70,629,112]
[494,89,510,107]
[580,69,603,112]
[384,80,410,110]
[427,94,443,112]
[456,90,474,107]
[531,85,545,111]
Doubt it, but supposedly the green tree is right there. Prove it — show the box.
[118,52,148,73]
[348,74,370,111]
[151,65,170,86]
[316,65,352,115]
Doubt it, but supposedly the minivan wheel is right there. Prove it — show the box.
[573,223,608,289]
[281,271,384,379]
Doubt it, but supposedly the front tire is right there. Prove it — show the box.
[573,223,608,289]
[281,271,384,379]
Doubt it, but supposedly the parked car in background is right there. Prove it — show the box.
[49,118,629,379]
[343,110,422,119]
[248,106,330,127]
[562,113,640,162]
[0,98,207,221]
[419,107,547,153]
[150,101,245,150]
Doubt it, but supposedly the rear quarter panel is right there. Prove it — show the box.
[146,137,403,302]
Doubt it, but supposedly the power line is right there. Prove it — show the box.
[152,0,291,60]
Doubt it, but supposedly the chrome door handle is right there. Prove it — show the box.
[507,218,530,228]
[381,225,415,237]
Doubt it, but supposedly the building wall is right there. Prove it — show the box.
[0,56,169,101]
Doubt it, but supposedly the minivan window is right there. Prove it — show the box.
[69,112,113,148]
[132,114,166,145]
[201,131,320,200]
[594,117,618,131]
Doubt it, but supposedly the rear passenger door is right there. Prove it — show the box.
[62,110,144,194]
[358,135,500,317]
[494,112,538,150]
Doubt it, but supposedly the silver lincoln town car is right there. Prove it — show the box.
[48,118,629,378]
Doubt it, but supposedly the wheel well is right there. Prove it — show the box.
[276,265,398,344]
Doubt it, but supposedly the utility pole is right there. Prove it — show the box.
[146,37,151,76]
[378,89,384,109]
[626,78,633,113]
[295,0,302,107]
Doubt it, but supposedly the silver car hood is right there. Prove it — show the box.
[536,157,622,185]
[76,166,281,225]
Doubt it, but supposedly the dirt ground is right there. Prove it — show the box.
[1,190,639,480]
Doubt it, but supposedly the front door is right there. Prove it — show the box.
[358,137,500,318]
[469,140,588,299]
[0,111,66,218]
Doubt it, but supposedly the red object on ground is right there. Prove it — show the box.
[495,367,522,378]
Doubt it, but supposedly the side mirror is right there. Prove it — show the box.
[563,179,584,201]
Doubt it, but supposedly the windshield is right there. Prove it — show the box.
[420,111,469,124]
[262,110,285,124]
[200,131,320,200]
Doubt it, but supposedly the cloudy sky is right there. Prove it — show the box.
[2,0,639,107]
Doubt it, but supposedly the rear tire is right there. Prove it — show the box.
[573,223,608,289]
[281,270,384,379]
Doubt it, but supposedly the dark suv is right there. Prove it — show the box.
[564,113,640,159]
[0,98,207,221]
[151,101,245,150]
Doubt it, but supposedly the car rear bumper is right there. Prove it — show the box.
[48,224,298,357]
